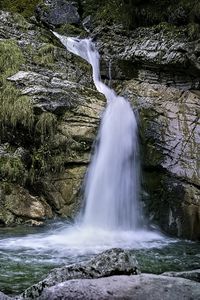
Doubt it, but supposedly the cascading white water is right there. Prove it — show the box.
[54,32,142,230]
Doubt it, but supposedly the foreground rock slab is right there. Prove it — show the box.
[162,269,200,282]
[32,274,200,300]
[21,248,139,299]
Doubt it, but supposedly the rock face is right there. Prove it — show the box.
[21,248,139,299]
[0,3,199,239]
[123,80,200,239]
[95,24,200,239]
[0,10,104,225]
[21,274,200,300]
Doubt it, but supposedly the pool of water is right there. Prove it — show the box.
[0,221,199,296]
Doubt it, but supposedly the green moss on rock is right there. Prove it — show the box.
[0,156,27,184]
[0,40,34,132]
[33,43,57,67]
[0,0,42,18]
[35,112,57,143]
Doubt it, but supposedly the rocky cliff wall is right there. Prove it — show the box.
[0,1,199,239]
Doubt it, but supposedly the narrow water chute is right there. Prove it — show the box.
[54,32,142,230]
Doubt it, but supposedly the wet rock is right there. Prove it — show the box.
[162,269,200,283]
[36,0,80,27]
[122,80,200,239]
[21,248,139,299]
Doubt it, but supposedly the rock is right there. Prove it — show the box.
[122,80,200,239]
[0,184,53,225]
[6,187,52,220]
[162,269,200,283]
[0,291,11,300]
[82,16,94,32]
[96,24,200,89]
[28,274,200,300]
[21,248,139,299]
[0,9,200,240]
[36,0,80,27]
[0,11,104,223]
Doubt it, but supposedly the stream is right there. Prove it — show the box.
[0,221,199,295]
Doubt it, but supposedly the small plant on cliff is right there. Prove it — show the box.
[35,112,57,143]
[0,156,28,184]
[0,0,42,18]
[0,40,34,134]
[33,43,57,67]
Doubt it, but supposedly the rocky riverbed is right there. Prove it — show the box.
[0,248,199,299]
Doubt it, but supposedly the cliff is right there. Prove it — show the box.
[0,0,199,239]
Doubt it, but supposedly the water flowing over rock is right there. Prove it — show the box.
[54,33,142,230]
[21,248,139,299]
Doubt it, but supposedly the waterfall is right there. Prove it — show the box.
[53,33,142,231]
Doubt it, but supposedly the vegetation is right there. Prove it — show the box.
[0,0,42,18]
[0,40,34,133]
[35,112,57,143]
[81,0,200,35]
[57,24,85,36]
[0,156,27,184]
[33,43,57,67]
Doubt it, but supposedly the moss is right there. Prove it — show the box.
[35,112,57,143]
[33,43,57,67]
[186,22,200,40]
[0,40,25,82]
[0,40,34,133]
[82,0,200,29]
[48,153,66,173]
[57,24,85,37]
[12,13,31,30]
[0,0,42,18]
[0,156,27,184]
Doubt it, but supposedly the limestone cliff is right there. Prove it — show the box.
[0,0,199,239]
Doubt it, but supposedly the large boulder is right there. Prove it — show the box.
[26,274,200,300]
[21,248,139,299]
[36,0,80,27]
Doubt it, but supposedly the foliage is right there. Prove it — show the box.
[82,0,200,32]
[0,40,24,82]
[0,0,42,18]
[0,40,34,133]
[186,22,200,40]
[57,23,85,36]
[33,43,58,67]
[0,156,27,184]
[35,112,57,143]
